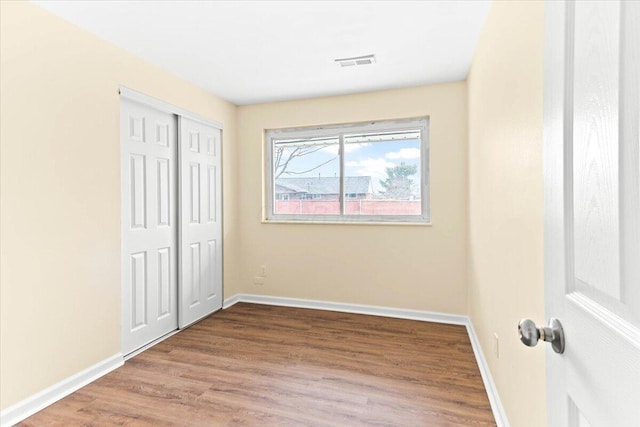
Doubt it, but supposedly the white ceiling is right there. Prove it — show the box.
[31,1,491,106]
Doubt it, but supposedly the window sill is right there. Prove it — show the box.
[261,219,432,226]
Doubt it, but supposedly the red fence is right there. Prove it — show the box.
[275,200,421,215]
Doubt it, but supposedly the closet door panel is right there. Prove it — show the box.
[121,99,178,355]
[179,117,222,327]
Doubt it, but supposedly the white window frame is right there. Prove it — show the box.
[265,117,430,224]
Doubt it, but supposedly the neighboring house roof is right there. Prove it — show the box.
[276,176,372,195]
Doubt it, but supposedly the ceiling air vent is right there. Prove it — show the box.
[335,54,376,68]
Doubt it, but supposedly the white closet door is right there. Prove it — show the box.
[179,117,222,327]
[121,99,178,355]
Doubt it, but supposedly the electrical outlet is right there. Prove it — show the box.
[253,276,264,286]
[494,333,500,359]
[260,264,267,277]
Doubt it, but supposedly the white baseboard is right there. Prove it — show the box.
[0,353,123,427]
[222,293,242,309]
[223,293,468,325]
[465,321,510,427]
[223,293,509,426]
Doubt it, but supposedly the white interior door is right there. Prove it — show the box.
[121,99,178,355]
[544,1,640,426]
[179,117,222,327]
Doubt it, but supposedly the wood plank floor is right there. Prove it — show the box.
[20,303,496,426]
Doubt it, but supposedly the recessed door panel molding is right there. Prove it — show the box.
[121,98,178,356]
[207,166,217,223]
[620,0,640,318]
[189,131,200,152]
[130,154,147,229]
[207,134,217,156]
[568,398,595,427]
[573,0,621,300]
[190,163,200,224]
[158,247,171,318]
[189,243,201,306]
[207,240,217,299]
[129,116,145,142]
[179,117,223,328]
[130,252,147,329]
[156,122,169,147]
[157,158,171,227]
[544,1,640,426]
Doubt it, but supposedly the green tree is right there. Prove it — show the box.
[379,162,417,199]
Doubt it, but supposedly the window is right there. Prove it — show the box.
[265,118,429,223]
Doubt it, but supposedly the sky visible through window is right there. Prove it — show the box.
[275,137,421,195]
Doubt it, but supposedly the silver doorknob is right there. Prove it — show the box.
[518,318,565,354]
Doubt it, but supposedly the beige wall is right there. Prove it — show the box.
[0,2,238,409]
[236,83,468,314]
[467,1,545,426]
[2,0,547,422]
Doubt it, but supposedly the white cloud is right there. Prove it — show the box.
[321,145,339,155]
[345,157,396,192]
[385,148,420,160]
[322,142,370,155]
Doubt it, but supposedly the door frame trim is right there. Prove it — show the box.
[543,1,570,424]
